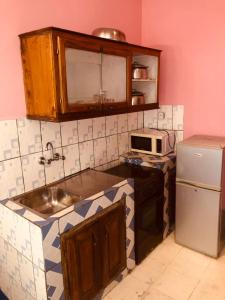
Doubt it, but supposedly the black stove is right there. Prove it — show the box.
[104,163,164,264]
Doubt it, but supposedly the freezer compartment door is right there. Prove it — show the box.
[176,144,222,190]
[175,182,220,257]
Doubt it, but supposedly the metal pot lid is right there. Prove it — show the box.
[132,89,144,96]
[132,62,148,69]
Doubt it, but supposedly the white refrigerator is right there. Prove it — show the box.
[175,135,225,257]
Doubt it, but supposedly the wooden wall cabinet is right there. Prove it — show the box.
[19,27,161,121]
[61,199,126,300]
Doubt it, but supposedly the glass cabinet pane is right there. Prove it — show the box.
[65,48,101,105]
[102,54,127,103]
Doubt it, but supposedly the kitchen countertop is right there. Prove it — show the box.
[1,169,129,225]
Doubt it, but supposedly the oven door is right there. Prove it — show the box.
[135,195,164,264]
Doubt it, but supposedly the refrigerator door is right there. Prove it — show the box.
[175,182,220,257]
[176,144,223,190]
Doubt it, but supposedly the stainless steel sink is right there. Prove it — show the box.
[14,186,82,217]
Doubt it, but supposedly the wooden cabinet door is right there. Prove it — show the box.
[101,201,126,286]
[61,221,102,300]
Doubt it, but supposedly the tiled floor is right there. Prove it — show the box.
[104,233,225,300]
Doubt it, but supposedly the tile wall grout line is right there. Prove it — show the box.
[16,119,25,194]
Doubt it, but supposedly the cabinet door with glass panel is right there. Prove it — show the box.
[101,47,131,111]
[58,37,130,114]
[58,37,102,113]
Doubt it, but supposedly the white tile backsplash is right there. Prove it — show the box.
[106,115,118,136]
[17,118,42,156]
[118,132,129,155]
[128,112,138,131]
[106,135,119,162]
[79,140,94,170]
[158,105,173,130]
[93,117,106,139]
[94,137,107,167]
[0,158,24,200]
[0,120,20,161]
[44,148,64,184]
[62,144,80,176]
[117,114,128,133]
[41,122,61,149]
[21,152,45,192]
[144,109,158,128]
[60,120,78,146]
[0,107,183,201]
[137,111,144,129]
[78,118,93,142]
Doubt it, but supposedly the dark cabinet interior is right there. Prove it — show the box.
[19,27,161,122]
[61,199,126,300]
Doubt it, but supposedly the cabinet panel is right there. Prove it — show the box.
[61,221,101,300]
[101,201,126,286]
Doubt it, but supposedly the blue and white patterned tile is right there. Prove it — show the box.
[94,137,107,167]
[93,117,106,139]
[44,148,64,185]
[33,265,47,300]
[62,144,80,176]
[46,263,64,300]
[17,118,42,156]
[117,114,128,133]
[106,135,118,162]
[79,140,94,171]
[41,122,61,149]
[0,157,24,200]
[128,112,138,131]
[106,115,118,136]
[41,220,61,271]
[0,120,20,161]
[21,152,45,192]
[158,105,173,130]
[125,194,135,270]
[137,111,144,129]
[144,109,158,128]
[30,223,44,271]
[59,209,85,234]
[60,120,78,146]
[118,132,129,155]
[17,252,36,298]
[173,105,184,130]
[78,119,93,142]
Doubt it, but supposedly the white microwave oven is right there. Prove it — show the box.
[130,128,175,156]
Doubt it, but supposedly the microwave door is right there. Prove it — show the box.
[131,136,152,153]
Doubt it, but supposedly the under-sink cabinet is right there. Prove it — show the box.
[61,199,126,300]
[19,27,161,121]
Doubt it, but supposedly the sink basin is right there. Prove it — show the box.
[14,186,82,217]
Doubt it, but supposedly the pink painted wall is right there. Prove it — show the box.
[0,0,141,119]
[142,0,225,137]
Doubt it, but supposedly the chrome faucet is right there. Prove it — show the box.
[39,142,66,165]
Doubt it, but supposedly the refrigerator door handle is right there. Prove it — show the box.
[176,178,221,192]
